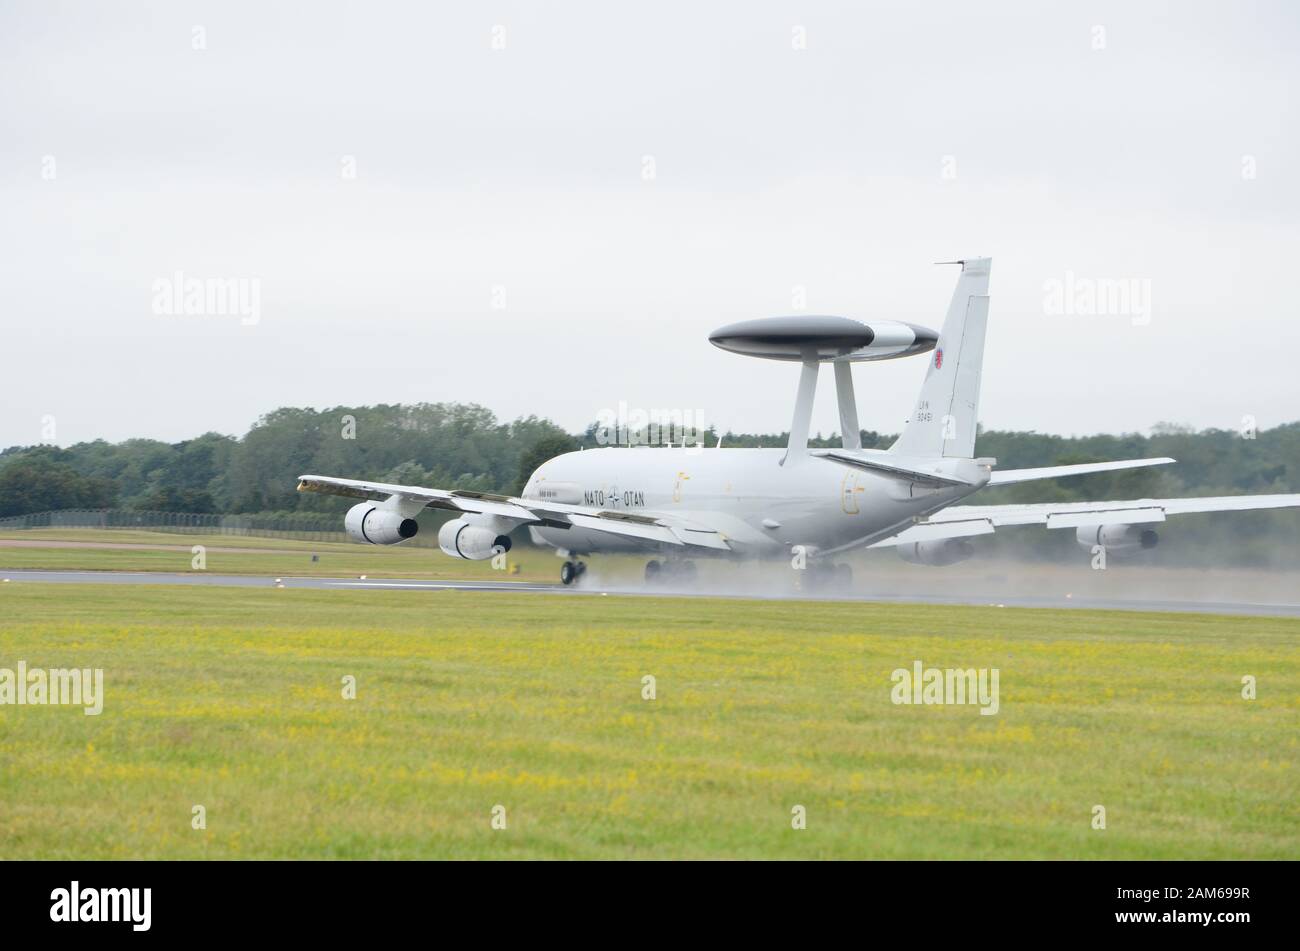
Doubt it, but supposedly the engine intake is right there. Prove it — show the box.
[1076,524,1159,554]
[438,518,512,560]
[897,538,976,567]
[345,503,419,545]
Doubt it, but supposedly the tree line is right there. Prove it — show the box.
[1,405,1297,565]
[0,404,572,518]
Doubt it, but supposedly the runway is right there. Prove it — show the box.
[0,569,554,593]
[4,568,1300,617]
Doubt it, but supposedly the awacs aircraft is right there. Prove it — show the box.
[298,257,1300,586]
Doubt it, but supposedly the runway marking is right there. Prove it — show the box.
[324,581,556,591]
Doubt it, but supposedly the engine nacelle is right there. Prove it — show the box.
[438,518,513,560]
[897,538,976,567]
[1076,524,1159,554]
[345,503,419,545]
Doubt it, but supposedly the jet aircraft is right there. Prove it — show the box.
[298,258,1300,586]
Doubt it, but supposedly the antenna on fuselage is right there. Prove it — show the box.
[707,314,939,465]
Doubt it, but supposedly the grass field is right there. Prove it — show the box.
[0,582,1295,859]
[0,528,582,581]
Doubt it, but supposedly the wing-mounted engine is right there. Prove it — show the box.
[438,518,513,560]
[345,503,419,545]
[898,538,976,566]
[1076,524,1159,554]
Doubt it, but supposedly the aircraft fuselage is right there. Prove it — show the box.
[523,447,982,558]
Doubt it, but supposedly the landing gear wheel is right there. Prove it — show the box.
[803,562,843,593]
[644,560,662,584]
[680,560,698,583]
[560,561,577,586]
[575,561,587,578]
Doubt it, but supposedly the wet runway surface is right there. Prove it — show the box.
[4,569,1300,617]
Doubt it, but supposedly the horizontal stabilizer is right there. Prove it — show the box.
[988,457,1175,486]
[811,450,974,488]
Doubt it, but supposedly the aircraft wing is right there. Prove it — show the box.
[296,474,731,551]
[869,494,1300,548]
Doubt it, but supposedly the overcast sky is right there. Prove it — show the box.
[2,0,1297,450]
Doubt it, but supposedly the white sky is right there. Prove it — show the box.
[2,0,1297,449]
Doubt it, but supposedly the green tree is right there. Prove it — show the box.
[0,456,117,517]
[131,487,218,513]
[513,433,581,495]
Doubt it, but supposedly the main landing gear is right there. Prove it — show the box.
[644,559,697,585]
[803,561,853,592]
[560,560,587,586]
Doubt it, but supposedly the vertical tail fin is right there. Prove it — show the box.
[890,257,991,459]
